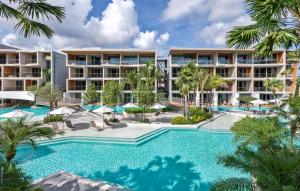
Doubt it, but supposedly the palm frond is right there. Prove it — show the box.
[0,2,20,20]
[210,178,253,191]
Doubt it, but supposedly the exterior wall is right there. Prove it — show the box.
[51,51,67,90]
[168,48,296,106]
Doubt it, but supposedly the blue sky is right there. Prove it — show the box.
[0,0,251,56]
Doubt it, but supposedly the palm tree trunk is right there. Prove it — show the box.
[201,88,204,111]
[273,91,278,107]
[6,149,16,164]
[184,95,188,119]
[290,125,297,146]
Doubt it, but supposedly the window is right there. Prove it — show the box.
[216,68,229,77]
[0,55,6,64]
[74,68,84,78]
[237,81,247,91]
[89,68,102,78]
[16,80,23,90]
[172,68,181,77]
[32,54,37,62]
[198,55,213,64]
[123,55,137,64]
[91,81,102,90]
[90,56,101,65]
[75,81,86,90]
[32,68,41,77]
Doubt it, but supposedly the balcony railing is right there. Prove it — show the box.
[172,58,195,65]
[237,87,249,91]
[198,59,214,65]
[254,73,277,78]
[4,86,24,91]
[4,73,20,77]
[140,57,155,64]
[7,59,19,64]
[103,59,120,65]
[87,61,101,65]
[104,73,119,78]
[25,59,37,64]
[68,86,86,91]
[122,60,138,65]
[70,73,84,78]
[216,87,232,91]
[254,87,267,91]
[88,73,102,78]
[218,59,232,64]
[237,59,252,64]
[216,73,230,78]
[237,73,251,78]
[68,60,86,65]
[22,72,41,78]
[254,59,278,64]
[0,59,6,64]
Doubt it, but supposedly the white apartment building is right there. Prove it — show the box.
[168,48,298,106]
[62,48,156,103]
[0,45,66,104]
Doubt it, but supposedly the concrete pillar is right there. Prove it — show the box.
[195,92,200,107]
[231,93,239,106]
[213,93,218,106]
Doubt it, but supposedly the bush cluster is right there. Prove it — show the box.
[43,115,63,123]
[171,107,212,125]
[124,106,173,114]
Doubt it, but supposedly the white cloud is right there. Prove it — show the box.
[198,15,251,46]
[133,31,170,49]
[1,0,169,51]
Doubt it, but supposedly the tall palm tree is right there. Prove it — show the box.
[276,96,300,145]
[211,146,300,191]
[196,68,209,110]
[226,0,300,57]
[263,79,284,106]
[124,70,140,103]
[185,63,198,105]
[0,117,55,163]
[0,0,65,38]
[294,78,300,97]
[206,75,223,108]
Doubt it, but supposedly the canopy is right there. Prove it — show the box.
[49,107,75,115]
[122,103,138,108]
[250,99,268,105]
[151,103,166,110]
[267,99,282,104]
[0,110,33,118]
[93,106,113,113]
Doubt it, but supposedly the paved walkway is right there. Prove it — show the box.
[199,112,245,130]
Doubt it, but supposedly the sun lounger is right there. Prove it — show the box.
[103,119,117,128]
[65,120,76,130]
[90,121,104,131]
[51,122,64,134]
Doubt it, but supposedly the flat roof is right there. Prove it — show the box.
[61,48,156,54]
[169,47,285,54]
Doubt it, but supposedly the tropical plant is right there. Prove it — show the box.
[0,117,55,163]
[35,83,62,110]
[206,75,223,108]
[185,63,198,105]
[263,79,284,106]
[275,96,300,145]
[238,95,256,110]
[0,160,38,191]
[226,0,300,57]
[140,61,162,86]
[102,81,123,120]
[83,83,99,111]
[26,84,40,106]
[42,68,51,82]
[294,77,300,97]
[134,80,155,123]
[231,117,288,150]
[196,68,209,110]
[0,0,65,38]
[124,70,140,103]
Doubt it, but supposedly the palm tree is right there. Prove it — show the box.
[226,0,300,57]
[196,68,209,110]
[0,1,65,38]
[276,96,300,145]
[294,78,300,97]
[211,146,300,191]
[238,95,256,110]
[263,79,284,106]
[0,117,55,163]
[206,75,223,108]
[124,70,140,103]
[42,68,51,83]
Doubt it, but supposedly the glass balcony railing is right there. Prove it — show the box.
[216,87,232,91]
[68,60,86,65]
[70,73,84,78]
[218,59,231,64]
[4,86,24,91]
[254,73,277,78]
[198,59,214,65]
[103,59,120,65]
[105,73,119,78]
[237,87,248,91]
[216,73,230,78]
[87,61,101,65]
[172,58,195,65]
[122,59,138,65]
[69,86,86,91]
[22,72,41,78]
[0,59,6,64]
[88,73,102,78]
[140,57,155,64]
[4,73,20,77]
[254,59,278,64]
[254,87,267,91]
[25,59,37,64]
[237,73,251,78]
[7,59,19,64]
[237,59,252,64]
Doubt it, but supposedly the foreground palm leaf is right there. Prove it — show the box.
[0,0,65,38]
[0,117,55,163]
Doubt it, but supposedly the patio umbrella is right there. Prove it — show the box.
[151,103,166,110]
[93,106,113,128]
[122,103,138,108]
[49,107,75,116]
[250,99,268,111]
[0,110,33,118]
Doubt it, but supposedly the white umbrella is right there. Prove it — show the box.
[122,103,138,108]
[250,99,268,105]
[49,107,75,116]
[0,110,33,118]
[267,99,282,104]
[93,106,113,113]
[151,103,166,110]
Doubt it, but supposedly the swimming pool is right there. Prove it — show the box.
[211,106,270,112]
[0,106,50,119]
[15,129,248,191]
[82,105,124,113]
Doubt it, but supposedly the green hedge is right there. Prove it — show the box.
[124,106,173,114]
[43,115,63,123]
[171,107,213,125]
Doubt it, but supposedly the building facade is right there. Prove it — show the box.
[62,48,156,103]
[168,48,297,106]
[0,47,66,104]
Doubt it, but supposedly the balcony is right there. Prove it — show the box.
[140,57,155,64]
[254,59,278,64]
[7,59,19,64]
[103,59,120,65]
[22,72,41,78]
[4,86,24,91]
[104,73,119,78]
[254,73,277,78]
[4,73,20,78]
[237,73,251,78]
[25,58,37,64]
[68,86,86,91]
[87,60,101,65]
[122,59,138,65]
[218,59,231,64]
[88,72,102,78]
[0,58,6,64]
[198,59,214,65]
[237,87,249,92]
[172,57,195,65]
[216,73,230,78]
[216,87,232,91]
[70,73,84,78]
[254,87,267,91]
[237,59,252,64]
[68,60,86,65]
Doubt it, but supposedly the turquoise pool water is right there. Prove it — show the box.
[15,129,247,191]
[0,106,50,118]
[83,105,124,113]
[211,106,270,112]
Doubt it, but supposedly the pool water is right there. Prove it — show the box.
[0,106,50,118]
[83,105,124,113]
[15,129,247,191]
[211,106,270,112]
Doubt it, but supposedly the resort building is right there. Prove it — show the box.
[0,45,66,104]
[62,48,156,103]
[168,48,298,106]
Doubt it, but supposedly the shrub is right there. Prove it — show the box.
[171,116,189,124]
[124,107,155,114]
[162,106,173,112]
[139,118,150,123]
[43,115,63,123]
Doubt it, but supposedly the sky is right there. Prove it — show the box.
[0,0,251,56]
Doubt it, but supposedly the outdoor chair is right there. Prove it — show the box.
[65,120,76,130]
[90,121,104,131]
[51,122,64,134]
[103,119,117,128]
